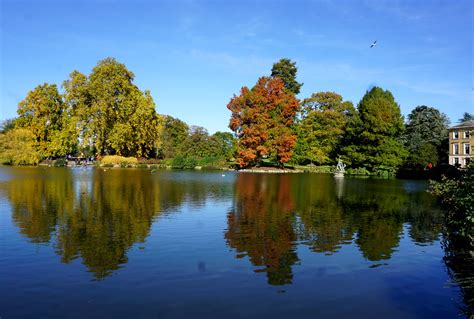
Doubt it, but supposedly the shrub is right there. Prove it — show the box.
[101,155,138,167]
[0,128,41,165]
[54,157,68,167]
[198,156,228,169]
[430,163,473,239]
[172,155,186,169]
[172,155,197,169]
[346,167,370,176]
[373,165,397,178]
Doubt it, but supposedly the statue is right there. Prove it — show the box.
[334,158,346,178]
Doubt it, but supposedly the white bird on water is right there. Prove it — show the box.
[370,40,377,48]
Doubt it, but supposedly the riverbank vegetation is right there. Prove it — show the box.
[0,57,471,175]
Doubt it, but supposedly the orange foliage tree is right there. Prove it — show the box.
[227,77,299,168]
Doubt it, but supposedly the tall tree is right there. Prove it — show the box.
[209,131,236,160]
[63,58,161,157]
[158,115,189,159]
[227,76,299,168]
[294,92,355,165]
[403,105,449,168]
[16,83,74,157]
[459,112,474,122]
[271,58,303,95]
[179,125,212,158]
[0,118,17,133]
[341,86,407,171]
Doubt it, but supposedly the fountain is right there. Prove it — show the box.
[334,158,346,178]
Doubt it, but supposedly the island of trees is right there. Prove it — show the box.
[0,57,472,177]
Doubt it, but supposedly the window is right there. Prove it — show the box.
[464,130,471,139]
[454,157,459,165]
[454,144,459,154]
[464,143,470,155]
[453,131,459,139]
[466,158,471,166]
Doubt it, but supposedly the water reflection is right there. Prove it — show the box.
[225,174,299,285]
[1,168,445,284]
[443,234,474,316]
[0,168,234,279]
[226,173,445,285]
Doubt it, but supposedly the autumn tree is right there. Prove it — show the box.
[403,105,449,168]
[0,128,41,165]
[271,58,303,95]
[16,83,75,157]
[227,76,299,168]
[340,87,407,172]
[294,92,355,165]
[63,58,161,157]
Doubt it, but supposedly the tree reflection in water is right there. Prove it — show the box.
[2,168,447,286]
[225,173,299,285]
[2,168,232,280]
[226,173,445,285]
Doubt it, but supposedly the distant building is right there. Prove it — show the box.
[449,120,473,167]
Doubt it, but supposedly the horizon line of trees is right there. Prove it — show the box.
[0,56,472,173]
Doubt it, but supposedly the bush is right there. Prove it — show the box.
[0,128,41,165]
[430,163,474,239]
[137,158,162,165]
[54,157,68,167]
[373,165,397,178]
[172,155,197,169]
[171,155,186,169]
[198,156,228,169]
[101,155,138,167]
[346,167,371,176]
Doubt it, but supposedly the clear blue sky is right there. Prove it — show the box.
[1,0,472,133]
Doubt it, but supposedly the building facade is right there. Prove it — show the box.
[449,120,473,167]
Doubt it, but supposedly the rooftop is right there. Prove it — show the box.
[449,120,474,130]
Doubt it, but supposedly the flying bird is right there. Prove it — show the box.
[370,40,377,48]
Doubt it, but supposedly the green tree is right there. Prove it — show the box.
[0,128,41,165]
[403,105,449,168]
[227,76,300,168]
[459,112,474,122]
[271,58,303,95]
[158,115,189,159]
[209,131,236,160]
[180,125,212,158]
[294,92,355,165]
[0,118,17,133]
[63,58,161,157]
[341,86,407,172]
[63,70,93,156]
[16,83,73,157]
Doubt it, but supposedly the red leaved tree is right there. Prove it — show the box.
[227,77,299,168]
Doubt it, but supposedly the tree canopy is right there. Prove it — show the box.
[459,112,474,122]
[271,58,303,95]
[63,58,161,157]
[16,83,74,157]
[294,92,355,165]
[403,105,449,168]
[227,76,299,168]
[340,86,407,171]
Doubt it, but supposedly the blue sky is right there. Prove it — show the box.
[1,0,472,133]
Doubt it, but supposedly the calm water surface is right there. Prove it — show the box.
[0,167,469,318]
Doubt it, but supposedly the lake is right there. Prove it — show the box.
[0,167,469,318]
